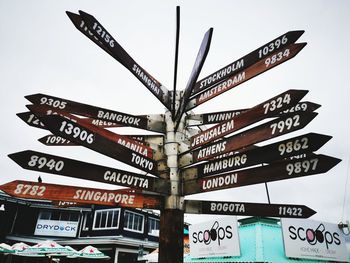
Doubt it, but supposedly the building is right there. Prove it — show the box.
[0,191,160,262]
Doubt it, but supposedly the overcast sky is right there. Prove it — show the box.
[0,0,349,225]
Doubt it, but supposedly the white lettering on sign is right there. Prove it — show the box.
[39,97,67,109]
[206,111,242,123]
[286,158,319,176]
[258,35,288,58]
[59,121,94,144]
[117,138,149,157]
[132,64,160,95]
[278,137,309,156]
[263,93,291,114]
[270,115,300,135]
[196,141,227,160]
[45,135,71,145]
[73,189,135,204]
[131,153,154,171]
[92,22,115,48]
[264,48,290,67]
[103,170,149,189]
[278,206,302,217]
[14,184,46,197]
[198,72,246,103]
[210,202,245,213]
[191,120,234,148]
[26,113,45,127]
[199,59,244,89]
[91,119,116,127]
[28,155,64,171]
[202,154,247,175]
[202,173,238,190]
[97,110,141,126]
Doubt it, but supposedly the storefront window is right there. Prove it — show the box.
[124,211,144,233]
[93,209,120,230]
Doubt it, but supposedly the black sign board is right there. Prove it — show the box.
[192,30,304,96]
[184,154,341,195]
[186,43,307,111]
[182,133,332,179]
[76,10,171,109]
[175,28,213,125]
[185,200,316,218]
[190,89,308,149]
[8,150,169,194]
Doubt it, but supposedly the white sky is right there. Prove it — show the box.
[0,0,349,225]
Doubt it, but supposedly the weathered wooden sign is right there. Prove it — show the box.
[8,150,169,194]
[185,200,316,218]
[0,180,163,209]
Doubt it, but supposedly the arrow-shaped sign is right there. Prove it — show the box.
[185,200,316,218]
[25,93,164,133]
[190,89,308,149]
[186,43,307,111]
[8,150,169,194]
[0,180,163,209]
[175,28,213,125]
[187,101,320,126]
[74,10,171,109]
[28,104,158,160]
[192,30,304,96]
[184,154,341,195]
[180,112,317,166]
[182,133,332,180]
[32,112,162,175]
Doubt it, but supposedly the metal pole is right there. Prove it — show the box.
[159,99,185,263]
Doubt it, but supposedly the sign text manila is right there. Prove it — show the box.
[72,11,171,110]
[184,154,341,195]
[182,111,318,166]
[27,104,158,160]
[190,89,308,149]
[0,180,163,209]
[185,200,316,219]
[182,133,332,180]
[281,219,349,262]
[8,150,169,195]
[189,217,240,258]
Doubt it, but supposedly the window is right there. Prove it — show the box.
[148,217,160,236]
[124,211,144,233]
[93,209,120,230]
[38,211,79,222]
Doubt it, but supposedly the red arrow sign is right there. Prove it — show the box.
[0,180,163,209]
[186,43,307,110]
[190,89,308,149]
[185,200,316,218]
[184,154,341,195]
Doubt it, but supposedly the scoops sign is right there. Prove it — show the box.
[189,217,240,258]
[281,218,349,262]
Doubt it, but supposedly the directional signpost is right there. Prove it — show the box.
[6,7,342,263]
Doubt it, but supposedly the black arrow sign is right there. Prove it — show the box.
[185,200,316,218]
[190,89,308,149]
[181,112,318,166]
[25,93,164,133]
[192,30,304,96]
[76,10,171,109]
[187,101,320,126]
[175,28,213,126]
[8,150,169,194]
[182,133,332,180]
[34,113,161,175]
[187,43,307,111]
[184,154,341,195]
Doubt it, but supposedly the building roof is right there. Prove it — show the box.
[184,217,348,263]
